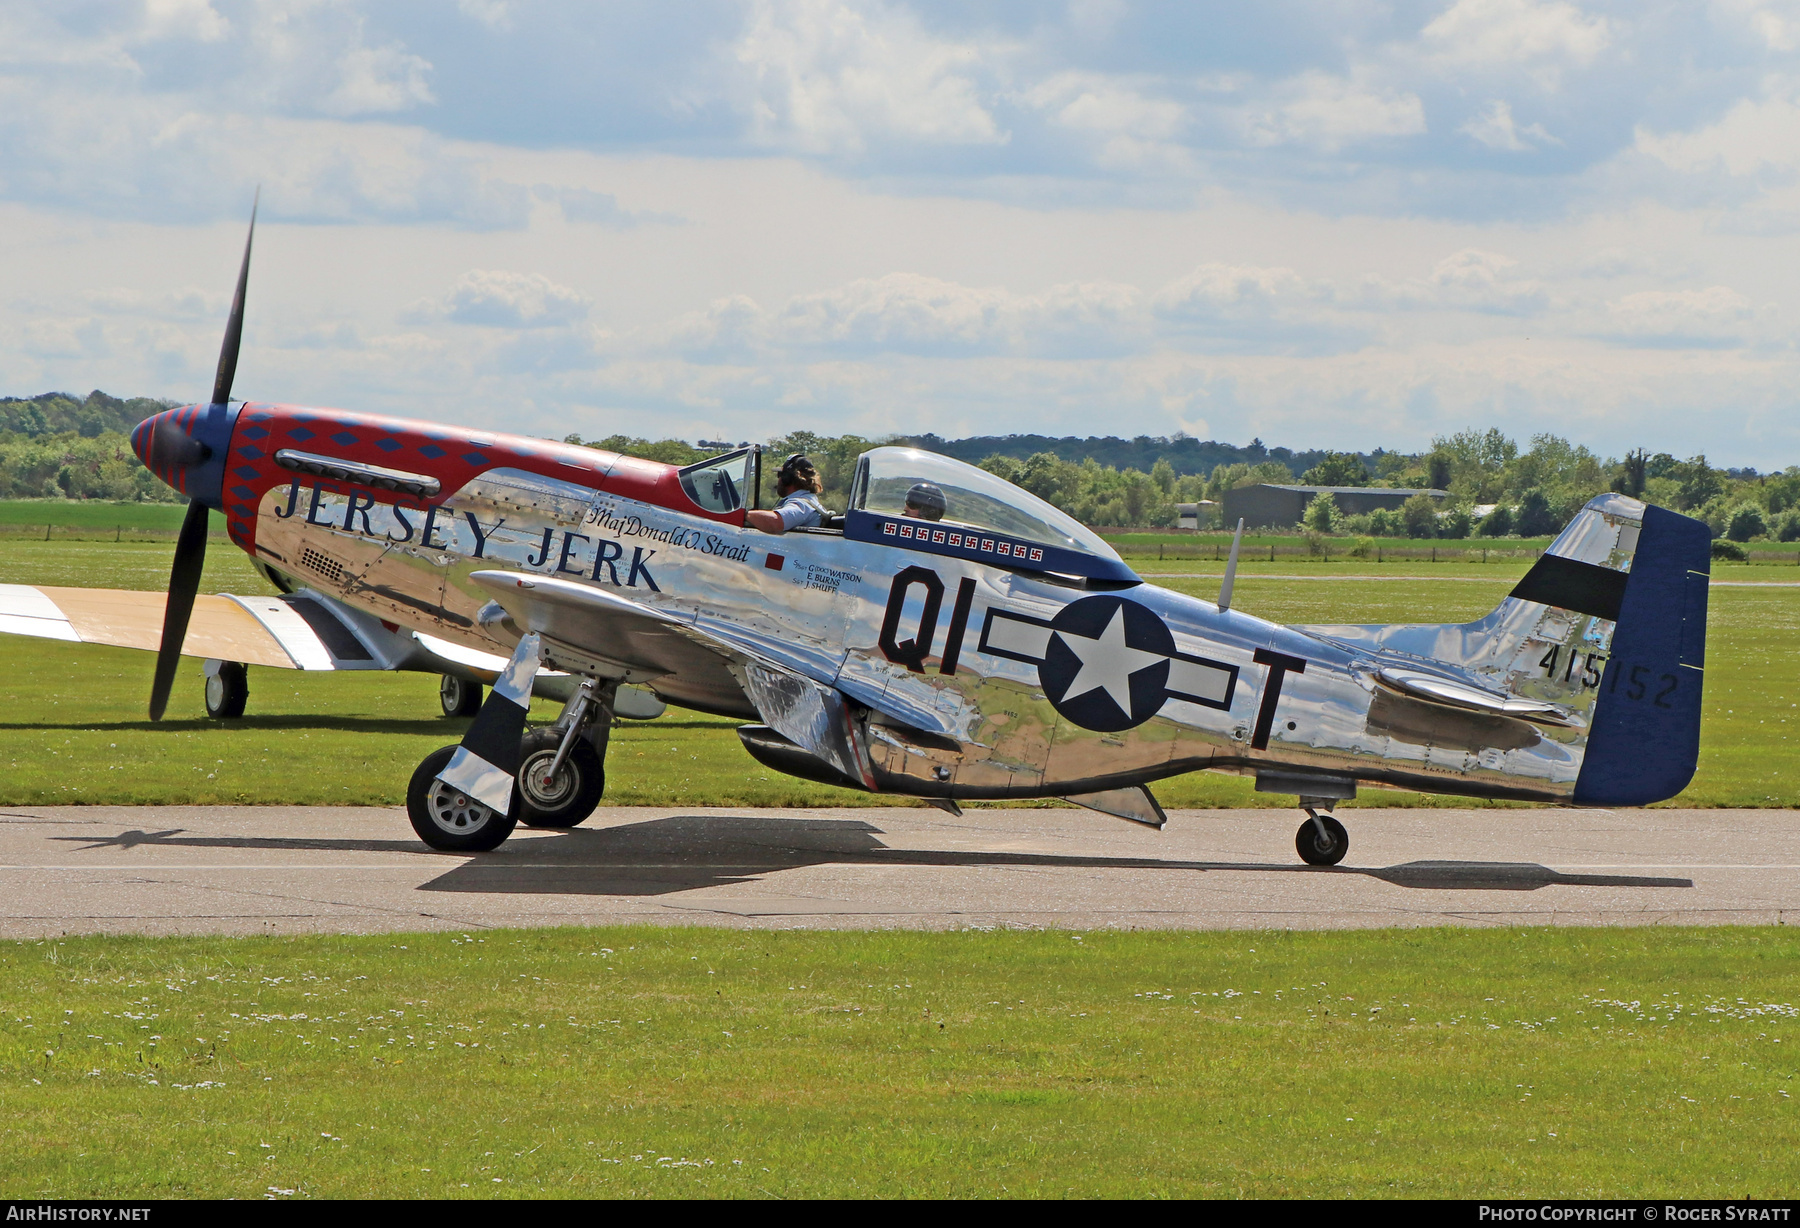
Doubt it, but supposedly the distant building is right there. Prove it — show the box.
[1221,484,1446,528]
[1175,500,1216,530]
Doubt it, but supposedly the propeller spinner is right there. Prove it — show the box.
[134,195,257,720]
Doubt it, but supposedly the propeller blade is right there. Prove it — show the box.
[210,188,258,408]
[149,498,211,721]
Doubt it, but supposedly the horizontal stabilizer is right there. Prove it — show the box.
[1374,666,1578,726]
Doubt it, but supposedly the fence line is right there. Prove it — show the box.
[0,523,226,543]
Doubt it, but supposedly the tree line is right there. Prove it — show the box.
[1288,429,1800,542]
[571,425,1800,542]
[0,390,1786,545]
[0,392,179,501]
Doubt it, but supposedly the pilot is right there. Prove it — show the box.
[902,482,946,522]
[746,453,827,534]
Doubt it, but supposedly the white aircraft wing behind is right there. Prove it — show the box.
[0,582,666,716]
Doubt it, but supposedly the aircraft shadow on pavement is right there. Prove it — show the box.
[45,816,1696,896]
[409,814,1697,898]
[51,828,425,855]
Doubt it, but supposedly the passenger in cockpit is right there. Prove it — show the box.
[902,482,946,522]
[747,453,827,534]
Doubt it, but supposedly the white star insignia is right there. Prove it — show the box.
[1056,608,1165,715]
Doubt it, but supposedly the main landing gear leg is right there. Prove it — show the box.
[1295,797,1349,867]
[406,632,540,853]
[516,677,614,829]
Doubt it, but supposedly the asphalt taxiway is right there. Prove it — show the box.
[2,804,1796,936]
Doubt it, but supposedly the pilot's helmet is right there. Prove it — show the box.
[904,482,947,521]
[778,453,821,493]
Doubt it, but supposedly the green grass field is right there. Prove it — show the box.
[0,499,208,538]
[1106,528,1556,564]
[0,540,1793,808]
[1107,529,1800,567]
[2,925,1796,1197]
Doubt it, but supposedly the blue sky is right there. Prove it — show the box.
[4,0,1800,463]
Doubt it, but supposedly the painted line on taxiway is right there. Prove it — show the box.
[6,861,1800,871]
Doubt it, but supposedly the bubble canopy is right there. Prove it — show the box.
[846,447,1138,583]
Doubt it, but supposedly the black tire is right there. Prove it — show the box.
[515,727,606,828]
[406,744,518,852]
[204,662,248,719]
[439,674,483,718]
[1296,815,1349,866]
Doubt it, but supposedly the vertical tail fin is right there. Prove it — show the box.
[1445,494,1710,804]
[1301,494,1710,805]
[1570,504,1710,804]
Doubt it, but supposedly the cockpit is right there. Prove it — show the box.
[845,447,1137,583]
[674,443,1136,582]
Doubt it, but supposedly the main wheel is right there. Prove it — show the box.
[204,662,248,719]
[439,674,483,717]
[1296,814,1349,866]
[406,744,518,852]
[515,727,605,828]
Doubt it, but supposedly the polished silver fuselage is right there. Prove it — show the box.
[256,466,1619,805]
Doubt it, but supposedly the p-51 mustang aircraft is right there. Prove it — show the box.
[9,209,1713,862]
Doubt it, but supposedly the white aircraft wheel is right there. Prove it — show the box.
[1296,814,1349,867]
[406,745,517,852]
[439,674,483,718]
[204,662,248,719]
[515,728,606,829]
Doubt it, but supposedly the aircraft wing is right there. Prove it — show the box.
[0,582,668,716]
[468,570,740,689]
[0,583,331,668]
[468,570,870,780]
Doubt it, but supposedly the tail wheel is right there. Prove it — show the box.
[515,727,606,829]
[406,744,517,852]
[439,674,483,717]
[204,661,248,719]
[1296,814,1349,866]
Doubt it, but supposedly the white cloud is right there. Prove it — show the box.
[651,273,1146,359]
[410,270,593,328]
[1716,0,1800,52]
[1359,249,1550,315]
[319,35,435,117]
[1423,248,1549,313]
[7,7,1800,463]
[1635,81,1800,176]
[775,274,1013,353]
[457,0,514,33]
[535,185,683,229]
[732,0,1007,154]
[1024,72,1189,170]
[22,316,103,359]
[0,82,530,226]
[1151,264,1331,326]
[1459,99,1560,150]
[1601,286,1764,345]
[84,286,220,322]
[1240,72,1426,151]
[636,264,1370,363]
[143,0,229,44]
[1421,0,1611,76]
